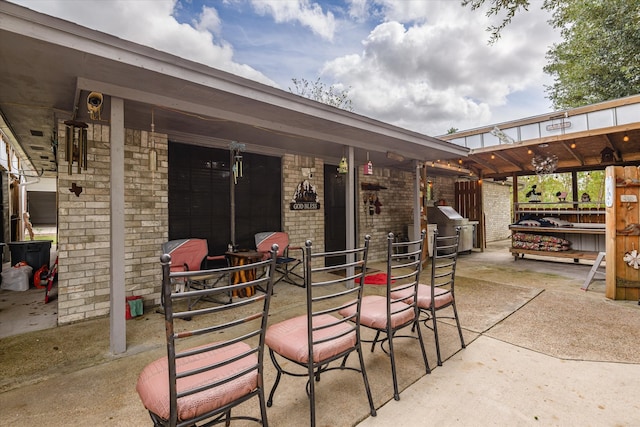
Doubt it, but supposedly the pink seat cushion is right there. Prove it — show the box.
[339,295,415,329]
[136,342,257,422]
[390,284,453,310]
[265,314,356,364]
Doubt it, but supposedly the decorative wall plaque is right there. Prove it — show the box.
[290,180,320,210]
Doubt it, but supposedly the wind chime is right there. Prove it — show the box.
[63,120,88,175]
[230,141,245,184]
[148,110,157,172]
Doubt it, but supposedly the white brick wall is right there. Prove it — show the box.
[483,180,512,242]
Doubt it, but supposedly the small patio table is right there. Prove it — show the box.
[225,250,263,297]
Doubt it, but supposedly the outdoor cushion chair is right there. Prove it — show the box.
[264,236,377,427]
[391,227,465,366]
[136,244,278,427]
[161,238,231,307]
[340,231,430,401]
[254,232,303,287]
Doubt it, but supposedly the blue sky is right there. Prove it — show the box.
[11,0,561,136]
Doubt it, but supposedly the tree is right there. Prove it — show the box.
[289,77,354,112]
[543,0,640,109]
[462,0,640,109]
[461,0,539,44]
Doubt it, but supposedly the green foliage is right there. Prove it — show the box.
[517,170,605,206]
[447,127,459,134]
[461,0,537,44]
[544,0,640,109]
[289,77,354,112]
[462,0,640,109]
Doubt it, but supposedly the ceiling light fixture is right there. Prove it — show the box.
[570,142,576,149]
[623,134,630,142]
[532,154,558,175]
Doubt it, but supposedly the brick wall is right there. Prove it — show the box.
[53,128,439,323]
[483,180,512,242]
[358,166,415,261]
[282,155,418,263]
[282,154,324,257]
[56,122,167,324]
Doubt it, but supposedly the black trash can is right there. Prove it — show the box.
[8,240,52,271]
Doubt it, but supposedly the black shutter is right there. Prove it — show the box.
[169,143,281,255]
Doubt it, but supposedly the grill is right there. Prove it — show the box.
[427,206,478,252]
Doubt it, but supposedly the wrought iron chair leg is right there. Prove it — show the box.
[370,330,382,352]
[431,307,443,366]
[357,345,377,417]
[414,319,431,374]
[452,301,466,348]
[386,331,400,401]
[267,350,283,407]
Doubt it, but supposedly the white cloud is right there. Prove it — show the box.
[320,1,560,135]
[195,6,222,35]
[11,0,277,86]
[250,0,337,41]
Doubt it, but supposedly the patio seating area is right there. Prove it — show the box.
[1,239,640,426]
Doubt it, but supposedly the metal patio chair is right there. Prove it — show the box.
[254,232,303,287]
[392,227,465,366]
[264,236,377,427]
[135,244,278,427]
[341,231,430,401]
[161,238,231,307]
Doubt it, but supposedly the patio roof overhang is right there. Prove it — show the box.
[439,95,640,179]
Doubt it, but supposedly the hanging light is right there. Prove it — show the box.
[363,152,373,175]
[623,134,630,142]
[531,154,558,175]
[338,157,348,174]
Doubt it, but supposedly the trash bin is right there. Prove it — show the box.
[8,240,52,271]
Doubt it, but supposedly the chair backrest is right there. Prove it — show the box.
[255,232,289,257]
[147,244,278,425]
[386,230,426,309]
[302,235,371,363]
[161,238,209,272]
[431,227,461,293]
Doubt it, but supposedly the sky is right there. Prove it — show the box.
[11,0,562,137]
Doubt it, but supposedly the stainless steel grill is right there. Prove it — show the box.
[427,206,478,252]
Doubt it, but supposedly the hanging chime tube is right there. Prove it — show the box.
[82,127,88,171]
[66,124,73,175]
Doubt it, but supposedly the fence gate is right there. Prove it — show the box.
[455,181,485,250]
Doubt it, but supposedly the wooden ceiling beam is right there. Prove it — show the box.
[493,151,529,170]
[466,154,499,173]
[561,141,585,165]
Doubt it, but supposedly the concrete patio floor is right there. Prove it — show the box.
[1,240,640,426]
